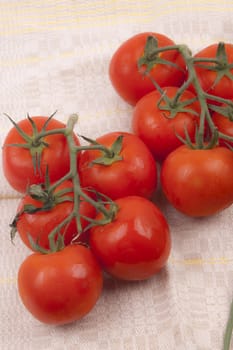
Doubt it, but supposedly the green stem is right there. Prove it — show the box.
[33,128,68,143]
[193,57,219,64]
[171,72,194,105]
[47,114,118,247]
[145,43,184,55]
[178,45,218,148]
[48,211,76,251]
[75,144,114,158]
[205,92,233,106]
[49,171,73,192]
[223,298,233,350]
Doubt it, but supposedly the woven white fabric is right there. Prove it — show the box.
[1,1,233,349]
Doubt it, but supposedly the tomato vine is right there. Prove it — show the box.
[3,32,233,346]
[140,36,233,151]
[139,35,233,350]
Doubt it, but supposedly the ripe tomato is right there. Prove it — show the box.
[160,145,233,217]
[109,32,186,105]
[89,196,171,281]
[211,107,233,148]
[15,180,96,250]
[132,87,200,162]
[17,244,103,325]
[193,43,233,100]
[78,132,157,200]
[2,116,80,193]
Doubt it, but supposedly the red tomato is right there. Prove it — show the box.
[193,43,233,100]
[132,87,200,162]
[89,196,171,281]
[160,145,233,217]
[211,107,233,148]
[15,180,96,250]
[78,132,157,200]
[109,32,186,105]
[17,244,103,325]
[2,116,80,193]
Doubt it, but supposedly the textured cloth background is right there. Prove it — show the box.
[1,1,233,349]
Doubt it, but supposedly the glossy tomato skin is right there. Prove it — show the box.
[109,32,186,105]
[89,196,171,281]
[79,132,157,200]
[193,43,233,99]
[18,244,103,325]
[16,180,96,250]
[132,87,200,162]
[212,109,233,148]
[160,145,233,217]
[2,116,80,193]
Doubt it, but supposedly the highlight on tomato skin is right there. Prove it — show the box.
[17,244,103,326]
[109,32,187,106]
[89,196,171,281]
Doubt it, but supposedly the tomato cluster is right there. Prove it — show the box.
[110,32,233,217]
[2,32,233,345]
[2,115,170,325]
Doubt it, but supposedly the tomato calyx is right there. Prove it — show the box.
[209,103,233,120]
[140,41,233,150]
[194,42,233,87]
[9,175,74,245]
[80,134,124,166]
[156,91,199,119]
[137,35,183,75]
[4,112,60,175]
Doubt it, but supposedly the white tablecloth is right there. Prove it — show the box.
[0,1,233,349]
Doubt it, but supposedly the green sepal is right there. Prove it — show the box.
[157,94,199,119]
[80,134,99,145]
[194,42,233,87]
[27,234,50,254]
[137,35,182,75]
[91,135,124,166]
[208,104,233,121]
[3,113,53,176]
[27,184,50,202]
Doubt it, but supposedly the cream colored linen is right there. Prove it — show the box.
[0,1,233,349]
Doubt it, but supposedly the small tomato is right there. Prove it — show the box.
[161,145,233,216]
[17,244,103,325]
[109,32,186,105]
[90,196,171,281]
[79,132,157,200]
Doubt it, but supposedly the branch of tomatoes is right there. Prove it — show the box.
[7,113,119,254]
[139,36,233,150]
[3,110,170,325]
[3,31,233,336]
[137,35,233,350]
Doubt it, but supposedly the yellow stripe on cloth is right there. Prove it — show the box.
[0,0,232,36]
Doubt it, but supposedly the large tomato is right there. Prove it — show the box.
[2,115,80,193]
[132,86,200,162]
[109,32,186,105]
[78,131,157,200]
[193,43,233,100]
[17,244,103,325]
[89,196,171,281]
[15,180,96,250]
[160,145,233,217]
